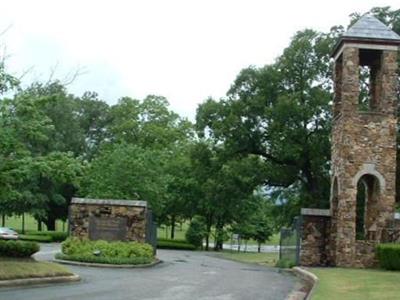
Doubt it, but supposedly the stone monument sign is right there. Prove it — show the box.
[88,216,127,241]
[69,198,156,247]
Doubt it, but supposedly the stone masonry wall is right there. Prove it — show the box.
[69,198,147,242]
[330,47,398,267]
[300,210,331,267]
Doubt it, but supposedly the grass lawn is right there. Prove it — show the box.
[310,267,400,300]
[157,223,188,240]
[216,251,279,267]
[3,215,67,232]
[0,257,72,280]
[158,223,280,247]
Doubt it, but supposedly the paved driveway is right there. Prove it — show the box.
[0,244,300,300]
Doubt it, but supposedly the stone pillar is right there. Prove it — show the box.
[341,47,359,115]
[331,48,398,267]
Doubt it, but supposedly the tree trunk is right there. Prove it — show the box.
[214,220,224,251]
[45,216,56,231]
[37,220,42,231]
[22,214,25,234]
[1,214,5,227]
[205,215,213,251]
[170,215,175,239]
[258,242,261,253]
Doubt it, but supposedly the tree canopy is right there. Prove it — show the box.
[0,5,399,244]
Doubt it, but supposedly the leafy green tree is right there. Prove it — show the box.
[196,29,338,225]
[108,95,192,149]
[18,82,86,156]
[29,152,84,230]
[188,142,267,250]
[250,206,274,252]
[161,146,198,239]
[0,56,19,95]
[0,92,53,225]
[81,144,169,216]
[185,216,207,249]
[77,92,111,158]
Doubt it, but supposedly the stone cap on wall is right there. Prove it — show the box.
[71,197,147,207]
[301,208,331,217]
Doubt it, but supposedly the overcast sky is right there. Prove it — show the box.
[1,1,398,120]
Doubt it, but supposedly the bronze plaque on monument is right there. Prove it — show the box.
[89,216,127,241]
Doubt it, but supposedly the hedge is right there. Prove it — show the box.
[55,253,153,265]
[19,234,53,243]
[376,243,400,270]
[24,231,68,242]
[61,237,154,261]
[0,240,40,257]
[157,238,196,250]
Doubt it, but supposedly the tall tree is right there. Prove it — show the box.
[196,29,337,225]
[188,142,267,250]
[108,95,192,149]
[81,144,168,216]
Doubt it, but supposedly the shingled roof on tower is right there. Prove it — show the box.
[344,14,400,41]
[332,14,400,58]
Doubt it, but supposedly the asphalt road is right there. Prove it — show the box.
[0,244,300,300]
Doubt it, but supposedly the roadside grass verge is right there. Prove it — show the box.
[0,257,72,280]
[216,251,279,267]
[310,267,400,300]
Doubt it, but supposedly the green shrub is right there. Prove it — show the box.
[157,239,196,250]
[275,258,296,268]
[61,237,154,261]
[377,243,400,270]
[19,234,53,243]
[55,253,153,265]
[0,240,40,257]
[185,216,206,249]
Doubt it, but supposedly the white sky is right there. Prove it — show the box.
[1,0,398,120]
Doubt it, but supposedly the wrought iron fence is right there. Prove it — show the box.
[279,216,301,266]
[145,209,157,254]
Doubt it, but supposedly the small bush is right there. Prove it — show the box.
[185,216,207,249]
[61,237,154,261]
[55,253,153,265]
[19,234,53,243]
[276,258,296,268]
[157,239,196,250]
[377,243,400,270]
[0,240,40,257]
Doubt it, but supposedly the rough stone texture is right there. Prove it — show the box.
[354,240,379,268]
[69,198,147,242]
[300,24,400,267]
[299,215,331,266]
[330,47,398,267]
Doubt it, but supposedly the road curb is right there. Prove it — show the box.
[292,267,318,300]
[0,274,80,288]
[54,258,162,268]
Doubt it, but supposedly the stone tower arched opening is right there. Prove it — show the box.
[356,174,380,241]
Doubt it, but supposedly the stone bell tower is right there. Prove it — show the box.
[330,14,400,267]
